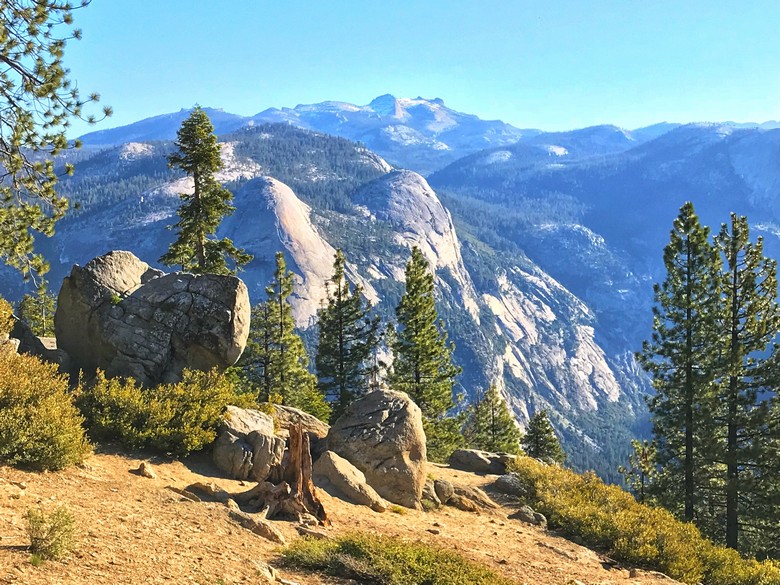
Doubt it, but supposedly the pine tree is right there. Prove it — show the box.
[1,2,109,279]
[241,253,330,421]
[315,250,380,422]
[521,410,565,464]
[712,213,780,551]
[389,247,463,461]
[637,202,722,523]
[17,281,57,336]
[160,107,251,275]
[618,439,657,504]
[465,385,523,454]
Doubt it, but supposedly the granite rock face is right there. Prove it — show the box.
[55,251,250,385]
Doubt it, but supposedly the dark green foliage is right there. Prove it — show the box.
[618,439,657,504]
[389,247,463,461]
[521,410,565,465]
[280,532,518,585]
[639,207,780,555]
[0,350,90,470]
[227,124,387,212]
[55,143,179,216]
[77,369,253,457]
[0,1,109,279]
[239,253,330,422]
[17,282,57,336]
[465,385,522,454]
[711,213,780,553]
[160,107,251,274]
[637,202,721,523]
[316,250,380,422]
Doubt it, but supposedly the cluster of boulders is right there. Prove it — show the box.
[211,387,535,524]
[213,389,430,510]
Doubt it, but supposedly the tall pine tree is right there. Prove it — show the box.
[315,250,380,422]
[521,410,565,464]
[712,213,780,551]
[160,107,251,275]
[638,202,722,522]
[0,2,109,280]
[389,247,463,461]
[465,385,522,454]
[240,253,330,421]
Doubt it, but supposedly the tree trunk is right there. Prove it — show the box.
[234,423,329,525]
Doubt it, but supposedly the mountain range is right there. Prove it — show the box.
[4,96,780,481]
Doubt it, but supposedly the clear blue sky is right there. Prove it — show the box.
[64,1,780,137]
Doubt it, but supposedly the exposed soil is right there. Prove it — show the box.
[0,449,679,585]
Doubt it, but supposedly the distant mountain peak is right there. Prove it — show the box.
[369,94,403,117]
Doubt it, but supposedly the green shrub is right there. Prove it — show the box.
[0,296,13,336]
[26,506,77,560]
[510,456,780,585]
[0,351,90,470]
[78,368,255,456]
[281,533,517,585]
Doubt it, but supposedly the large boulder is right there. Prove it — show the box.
[448,449,516,475]
[213,406,285,482]
[327,390,426,509]
[313,451,389,512]
[270,403,329,441]
[55,251,250,385]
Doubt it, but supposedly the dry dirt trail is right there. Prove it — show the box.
[1,450,679,585]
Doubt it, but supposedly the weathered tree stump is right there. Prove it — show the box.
[234,423,329,525]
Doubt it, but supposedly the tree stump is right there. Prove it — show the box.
[234,423,329,525]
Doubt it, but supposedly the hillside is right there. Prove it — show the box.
[0,450,679,585]
[0,123,649,479]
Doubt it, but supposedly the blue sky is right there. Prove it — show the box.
[65,1,780,137]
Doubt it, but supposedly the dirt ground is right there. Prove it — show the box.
[0,449,679,585]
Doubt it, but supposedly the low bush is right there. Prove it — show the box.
[510,456,780,585]
[0,296,13,336]
[281,532,517,585]
[78,368,255,456]
[26,506,77,560]
[0,351,90,470]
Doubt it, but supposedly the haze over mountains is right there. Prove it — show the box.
[4,96,780,480]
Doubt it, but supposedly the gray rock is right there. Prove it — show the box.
[9,318,74,374]
[247,431,286,481]
[327,389,427,509]
[313,451,388,512]
[533,512,548,528]
[448,449,513,474]
[433,479,454,504]
[55,250,250,386]
[510,504,547,528]
[213,431,254,479]
[213,406,284,482]
[451,484,499,510]
[493,473,527,497]
[421,479,441,510]
[222,405,276,437]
